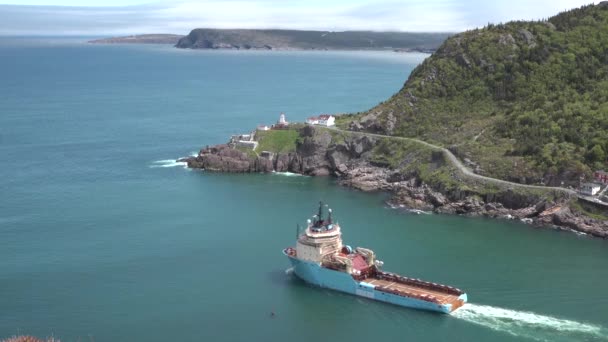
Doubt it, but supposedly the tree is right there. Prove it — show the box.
[587,144,606,163]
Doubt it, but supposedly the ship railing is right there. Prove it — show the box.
[375,285,442,304]
[377,272,464,296]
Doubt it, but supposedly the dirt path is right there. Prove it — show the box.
[323,126,577,196]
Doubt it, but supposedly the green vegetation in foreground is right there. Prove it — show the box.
[347,3,608,186]
[254,128,300,154]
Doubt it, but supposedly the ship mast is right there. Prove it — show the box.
[318,201,324,223]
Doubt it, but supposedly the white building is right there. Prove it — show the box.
[306,116,319,125]
[307,114,335,127]
[580,183,601,196]
[277,113,288,126]
[257,125,270,131]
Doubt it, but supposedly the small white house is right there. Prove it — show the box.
[306,116,319,125]
[580,183,601,196]
[257,125,270,131]
[307,114,335,127]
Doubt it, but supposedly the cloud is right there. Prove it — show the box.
[0,0,598,36]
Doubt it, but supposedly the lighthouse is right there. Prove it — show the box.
[277,112,288,126]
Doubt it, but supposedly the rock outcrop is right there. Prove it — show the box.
[183,125,608,239]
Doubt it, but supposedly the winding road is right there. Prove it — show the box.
[323,126,577,196]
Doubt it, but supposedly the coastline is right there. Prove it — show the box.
[89,38,434,53]
[180,125,608,240]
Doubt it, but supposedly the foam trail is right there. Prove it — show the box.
[285,267,294,275]
[452,303,608,341]
[150,159,188,169]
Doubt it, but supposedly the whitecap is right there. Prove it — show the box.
[409,209,431,215]
[149,159,188,169]
[386,202,431,215]
[272,171,304,177]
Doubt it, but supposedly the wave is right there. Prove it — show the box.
[285,267,294,275]
[386,202,432,215]
[149,159,188,169]
[452,303,608,341]
[272,171,304,177]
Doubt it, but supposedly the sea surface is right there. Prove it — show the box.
[1,37,607,342]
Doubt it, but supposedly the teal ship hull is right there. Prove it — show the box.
[284,202,467,314]
[284,249,468,314]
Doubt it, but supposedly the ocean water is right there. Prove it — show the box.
[1,37,607,342]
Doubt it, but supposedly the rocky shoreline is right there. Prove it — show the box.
[181,126,608,239]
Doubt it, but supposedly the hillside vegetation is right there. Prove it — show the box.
[175,29,451,51]
[348,3,608,186]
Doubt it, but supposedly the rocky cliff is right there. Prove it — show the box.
[182,126,608,239]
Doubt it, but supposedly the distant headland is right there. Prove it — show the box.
[89,34,184,45]
[90,29,452,52]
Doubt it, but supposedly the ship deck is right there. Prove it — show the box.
[365,278,464,309]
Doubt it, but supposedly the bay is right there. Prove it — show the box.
[0,38,607,342]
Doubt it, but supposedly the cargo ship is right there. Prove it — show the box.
[283,202,467,314]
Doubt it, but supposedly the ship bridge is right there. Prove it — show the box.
[295,202,343,263]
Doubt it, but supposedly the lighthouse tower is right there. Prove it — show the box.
[277,113,288,126]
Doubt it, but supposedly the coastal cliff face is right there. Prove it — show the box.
[183,126,608,239]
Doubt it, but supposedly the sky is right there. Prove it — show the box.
[0,0,598,35]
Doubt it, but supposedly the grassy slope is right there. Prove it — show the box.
[254,129,300,154]
[349,3,608,186]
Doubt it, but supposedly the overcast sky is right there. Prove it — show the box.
[0,0,597,35]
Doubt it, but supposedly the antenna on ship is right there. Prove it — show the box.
[328,208,332,224]
[318,201,324,222]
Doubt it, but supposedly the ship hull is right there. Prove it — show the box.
[285,252,467,314]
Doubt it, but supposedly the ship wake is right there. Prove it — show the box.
[452,303,608,341]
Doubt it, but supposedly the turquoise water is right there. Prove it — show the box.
[1,37,607,342]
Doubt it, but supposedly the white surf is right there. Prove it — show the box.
[149,159,188,168]
[452,303,607,341]
[272,171,304,177]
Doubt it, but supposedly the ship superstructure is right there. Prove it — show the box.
[283,202,467,313]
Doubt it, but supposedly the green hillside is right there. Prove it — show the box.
[347,3,608,186]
